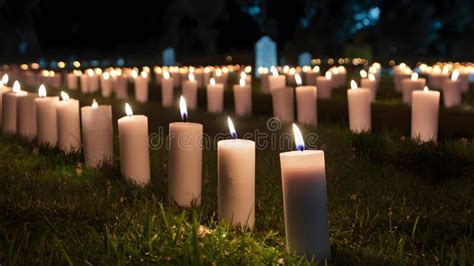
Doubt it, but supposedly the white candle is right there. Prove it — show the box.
[316,72,333,99]
[347,80,371,133]
[268,70,286,91]
[168,96,203,207]
[401,73,426,104]
[100,72,114,97]
[303,68,319,86]
[271,87,294,123]
[161,71,174,107]
[67,72,79,90]
[35,84,59,147]
[88,70,100,93]
[361,73,379,102]
[442,70,461,107]
[17,91,37,140]
[118,103,150,185]
[115,74,128,99]
[0,82,3,128]
[182,73,198,110]
[218,117,255,229]
[295,74,317,125]
[56,91,81,153]
[260,72,271,94]
[280,124,330,260]
[233,78,252,117]
[134,71,149,103]
[428,72,449,90]
[2,81,27,134]
[81,99,113,168]
[80,73,89,93]
[207,77,224,113]
[411,86,440,142]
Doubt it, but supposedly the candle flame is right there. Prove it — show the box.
[60,91,70,101]
[38,84,47,97]
[189,73,195,81]
[325,71,332,80]
[292,123,305,151]
[271,69,278,77]
[239,78,246,87]
[350,80,358,90]
[313,66,320,72]
[411,73,418,81]
[179,96,188,122]
[368,73,376,81]
[295,73,302,86]
[12,81,20,93]
[87,69,94,77]
[423,86,429,93]
[131,69,138,78]
[227,117,237,139]
[125,103,133,117]
[1,74,8,84]
[215,68,222,77]
[240,71,246,79]
[210,77,216,86]
[92,99,98,108]
[163,71,170,80]
[360,70,367,78]
[140,71,148,78]
[451,70,459,81]
[103,72,110,80]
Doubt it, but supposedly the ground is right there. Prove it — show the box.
[0,70,473,265]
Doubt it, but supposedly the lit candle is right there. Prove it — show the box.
[214,68,228,85]
[67,71,79,90]
[259,68,271,94]
[118,103,150,185]
[428,67,449,90]
[100,72,114,97]
[361,73,379,102]
[271,86,295,123]
[17,87,38,140]
[35,84,59,147]
[115,71,128,99]
[161,71,174,107]
[88,69,100,93]
[411,86,440,142]
[168,96,203,207]
[442,70,461,107]
[206,77,224,113]
[56,91,81,153]
[182,73,198,110]
[268,68,286,91]
[81,99,113,168]
[303,66,320,86]
[2,81,27,134]
[401,73,426,104]
[295,74,317,125]
[1,74,10,94]
[393,64,412,92]
[347,80,371,133]
[134,71,149,103]
[0,81,3,128]
[280,124,330,260]
[232,78,252,117]
[80,72,89,93]
[316,71,333,99]
[218,117,255,229]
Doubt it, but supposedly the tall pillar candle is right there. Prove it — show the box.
[88,70,100,93]
[115,75,128,99]
[260,72,271,94]
[56,91,81,153]
[428,72,449,90]
[233,78,252,117]
[67,72,79,90]
[442,71,461,108]
[161,71,174,107]
[168,97,203,207]
[347,80,371,133]
[207,78,224,113]
[295,74,317,125]
[411,87,440,142]
[100,72,114,97]
[35,85,59,147]
[134,72,149,103]
[2,81,27,134]
[182,73,198,110]
[280,124,330,261]
[80,73,89,93]
[316,72,333,99]
[118,103,150,186]
[361,74,379,102]
[17,92,37,140]
[271,87,294,123]
[218,118,255,229]
[401,73,426,104]
[268,71,286,91]
[81,100,113,168]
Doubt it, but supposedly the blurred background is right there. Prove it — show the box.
[0,0,473,64]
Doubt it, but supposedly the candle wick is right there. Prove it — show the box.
[182,113,188,123]
[296,145,305,152]
[231,132,237,139]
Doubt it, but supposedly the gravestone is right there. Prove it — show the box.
[298,52,312,66]
[162,47,176,66]
[255,36,277,77]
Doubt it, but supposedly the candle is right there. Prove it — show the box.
[118,103,150,185]
[428,70,449,90]
[2,81,27,134]
[80,73,89,93]
[303,66,320,86]
[182,73,198,110]
[411,86,440,142]
[17,89,37,141]
[442,70,461,107]
[260,71,271,94]
[207,77,224,113]
[268,69,286,91]
[316,72,333,99]
[393,65,412,92]
[218,117,255,229]
[88,69,100,93]
[332,66,347,87]
[161,71,174,107]
[115,73,128,99]
[67,72,79,90]
[233,78,252,117]
[347,80,371,133]
[133,71,149,103]
[100,72,114,97]
[81,99,113,168]
[56,91,81,153]
[271,87,295,123]
[280,124,330,260]
[361,73,378,102]
[214,68,228,85]
[295,74,317,125]
[401,73,426,104]
[35,84,59,147]
[168,96,203,207]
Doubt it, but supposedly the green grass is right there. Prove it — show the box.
[0,71,473,265]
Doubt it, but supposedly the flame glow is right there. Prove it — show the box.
[271,68,278,77]
[1,74,8,84]
[103,72,110,80]
[292,123,305,151]
[360,70,367,78]
[325,71,332,80]
[411,73,418,81]
[227,117,237,139]
[451,70,459,81]
[12,81,20,93]
[125,103,133,117]
[180,96,188,121]
[163,71,170,79]
[368,73,376,81]
[141,71,148,78]
[38,84,47,97]
[210,77,216,86]
[60,91,70,101]
[350,80,358,90]
[295,73,302,86]
[239,78,246,87]
[189,73,195,82]
[92,99,98,108]
[423,86,429,93]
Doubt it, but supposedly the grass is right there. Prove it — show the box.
[0,70,473,265]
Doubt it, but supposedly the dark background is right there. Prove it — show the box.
[0,0,473,64]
